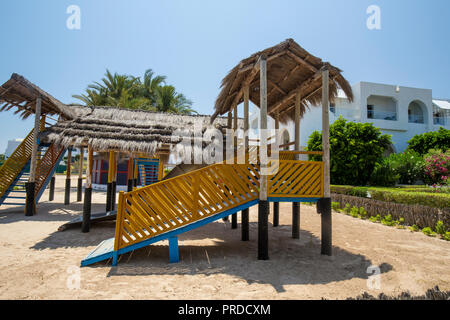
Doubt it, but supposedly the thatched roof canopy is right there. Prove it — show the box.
[212,39,353,123]
[0,73,75,120]
[40,106,231,155]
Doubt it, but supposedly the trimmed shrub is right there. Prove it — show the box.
[331,193,450,230]
[307,116,392,186]
[407,127,450,155]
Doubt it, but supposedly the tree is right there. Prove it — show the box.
[307,116,392,186]
[73,69,197,114]
[407,127,450,155]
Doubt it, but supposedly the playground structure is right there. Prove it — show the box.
[0,39,353,266]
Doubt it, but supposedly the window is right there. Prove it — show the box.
[367,105,374,119]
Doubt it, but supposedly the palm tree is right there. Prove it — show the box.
[139,69,166,105]
[155,85,196,115]
[73,68,197,115]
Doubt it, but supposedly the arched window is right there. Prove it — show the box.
[408,101,426,124]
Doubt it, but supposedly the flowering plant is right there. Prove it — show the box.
[424,149,450,185]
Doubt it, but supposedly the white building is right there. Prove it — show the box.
[251,81,450,153]
[4,139,23,158]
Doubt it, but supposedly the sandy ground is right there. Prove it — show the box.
[0,175,449,300]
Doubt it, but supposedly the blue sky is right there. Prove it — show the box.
[0,0,449,153]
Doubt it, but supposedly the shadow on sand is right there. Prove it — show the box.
[91,221,391,292]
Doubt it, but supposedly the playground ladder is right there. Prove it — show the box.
[0,129,66,207]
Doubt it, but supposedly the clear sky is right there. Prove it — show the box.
[0,0,449,153]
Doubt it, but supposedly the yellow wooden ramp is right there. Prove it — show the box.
[81,159,324,266]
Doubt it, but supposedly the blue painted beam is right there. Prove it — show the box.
[168,237,179,263]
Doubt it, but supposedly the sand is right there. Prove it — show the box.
[0,175,449,300]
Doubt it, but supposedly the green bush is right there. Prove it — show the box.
[444,232,450,241]
[390,150,425,184]
[307,116,392,186]
[331,202,341,212]
[435,221,447,235]
[381,214,396,226]
[343,203,351,214]
[407,127,450,155]
[359,207,367,219]
[409,224,420,232]
[350,206,360,218]
[370,159,399,187]
[422,227,436,237]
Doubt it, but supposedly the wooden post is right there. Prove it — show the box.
[127,155,134,192]
[48,175,55,201]
[25,97,41,216]
[82,145,93,233]
[292,91,301,239]
[223,112,233,222]
[231,105,238,230]
[112,152,118,211]
[273,113,280,227]
[320,67,332,256]
[242,85,250,241]
[77,147,84,202]
[106,151,114,212]
[258,55,269,260]
[133,159,138,187]
[64,148,72,205]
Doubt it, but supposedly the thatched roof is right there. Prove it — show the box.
[40,106,233,155]
[0,73,76,119]
[212,39,353,123]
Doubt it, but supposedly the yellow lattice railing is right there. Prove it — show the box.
[35,143,65,196]
[0,129,35,199]
[114,159,323,251]
[268,160,323,198]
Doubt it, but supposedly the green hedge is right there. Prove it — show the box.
[331,185,450,210]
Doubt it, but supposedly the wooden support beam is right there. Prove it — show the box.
[259,55,268,201]
[106,151,114,212]
[321,67,332,256]
[279,75,338,117]
[242,85,250,241]
[258,55,269,261]
[228,55,264,115]
[237,50,287,73]
[286,50,318,73]
[77,147,84,202]
[268,79,287,95]
[322,69,330,198]
[82,145,93,233]
[232,105,238,230]
[64,148,72,205]
[268,71,322,115]
[25,97,41,216]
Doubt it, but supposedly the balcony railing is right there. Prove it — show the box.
[367,110,397,121]
[408,114,425,124]
[433,116,449,126]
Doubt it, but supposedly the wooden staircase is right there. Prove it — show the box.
[0,129,66,207]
